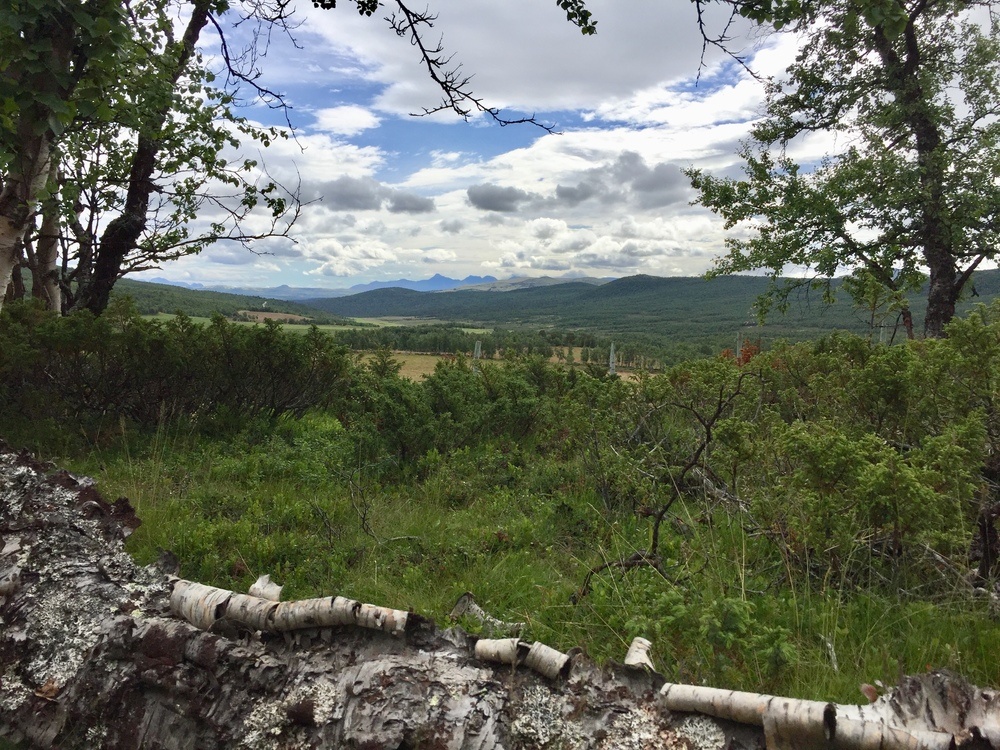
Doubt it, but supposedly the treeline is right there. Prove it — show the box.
[0,299,704,442]
[0,300,353,429]
[330,323,703,369]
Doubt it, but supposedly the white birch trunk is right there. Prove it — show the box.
[0,136,50,311]
[661,679,1000,749]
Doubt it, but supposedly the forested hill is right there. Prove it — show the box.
[303,272,988,343]
[111,278,348,322]
[113,270,1000,347]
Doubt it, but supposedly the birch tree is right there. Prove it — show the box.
[63,0,300,315]
[0,0,125,311]
[0,0,302,315]
[688,0,1000,338]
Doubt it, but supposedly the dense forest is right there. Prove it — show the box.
[2,296,998,704]
[110,278,349,324]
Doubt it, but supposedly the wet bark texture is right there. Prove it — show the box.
[0,443,997,749]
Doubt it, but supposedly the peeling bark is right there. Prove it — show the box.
[0,443,997,750]
[661,676,1000,749]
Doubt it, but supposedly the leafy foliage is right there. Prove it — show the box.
[555,0,598,34]
[0,0,127,157]
[0,298,353,428]
[688,0,1000,337]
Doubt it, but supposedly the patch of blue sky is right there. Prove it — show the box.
[244,80,384,129]
[671,58,746,94]
[348,114,555,181]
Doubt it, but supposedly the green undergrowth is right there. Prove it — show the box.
[14,417,997,704]
[4,298,1000,703]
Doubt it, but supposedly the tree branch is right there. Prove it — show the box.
[386,1,558,132]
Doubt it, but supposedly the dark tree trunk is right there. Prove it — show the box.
[3,256,25,305]
[900,307,914,341]
[73,2,211,316]
[76,138,159,315]
[974,502,1000,586]
[871,22,961,338]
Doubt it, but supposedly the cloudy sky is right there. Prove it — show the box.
[147,0,807,290]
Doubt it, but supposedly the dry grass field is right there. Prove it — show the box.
[366,351,634,380]
[236,310,311,323]
[143,315,632,379]
[360,352,448,380]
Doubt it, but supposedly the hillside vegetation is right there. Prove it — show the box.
[111,278,349,323]
[305,271,1000,345]
[109,272,1000,367]
[2,297,999,703]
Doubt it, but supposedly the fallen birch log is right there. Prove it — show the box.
[471,638,572,679]
[0,444,744,749]
[661,677,1000,750]
[1,442,998,750]
[171,579,410,636]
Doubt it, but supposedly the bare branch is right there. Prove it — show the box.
[386,1,558,133]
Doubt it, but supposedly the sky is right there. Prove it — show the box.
[143,0,812,290]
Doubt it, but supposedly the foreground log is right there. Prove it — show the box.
[1,443,998,749]
[661,679,1000,750]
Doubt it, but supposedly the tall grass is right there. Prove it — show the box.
[46,422,995,703]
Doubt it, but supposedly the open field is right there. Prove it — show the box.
[358,352,448,380]
[144,313,365,334]
[237,310,311,322]
[146,312,490,335]
[366,350,634,380]
[141,315,634,378]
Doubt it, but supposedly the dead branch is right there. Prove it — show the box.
[449,591,525,637]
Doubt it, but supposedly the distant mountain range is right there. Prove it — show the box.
[120,270,1000,351]
[302,275,797,335]
[302,270,1000,345]
[144,274,511,300]
[349,274,499,293]
[451,275,610,292]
